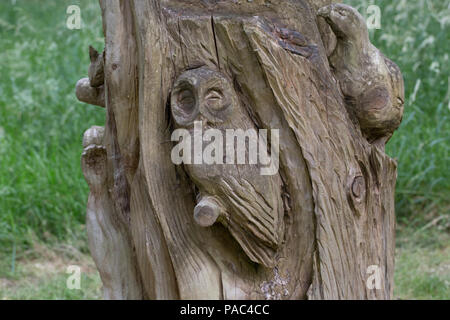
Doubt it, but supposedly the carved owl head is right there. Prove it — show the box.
[170,67,237,127]
[318,4,367,41]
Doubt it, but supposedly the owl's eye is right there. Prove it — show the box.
[205,88,225,111]
[177,89,196,114]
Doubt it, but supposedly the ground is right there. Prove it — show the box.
[0,242,101,300]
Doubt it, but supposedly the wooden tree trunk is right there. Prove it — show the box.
[76,0,404,300]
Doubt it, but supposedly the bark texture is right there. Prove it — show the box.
[76,0,404,300]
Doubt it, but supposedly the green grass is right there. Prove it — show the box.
[0,0,448,299]
[0,0,105,254]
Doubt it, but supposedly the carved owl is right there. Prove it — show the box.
[318,4,405,144]
[170,67,285,268]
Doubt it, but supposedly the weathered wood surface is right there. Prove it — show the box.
[76,0,403,300]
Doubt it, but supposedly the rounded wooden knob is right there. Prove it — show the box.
[194,198,221,227]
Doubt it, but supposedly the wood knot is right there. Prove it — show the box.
[347,173,366,216]
[276,28,307,46]
[351,176,365,199]
[273,27,315,58]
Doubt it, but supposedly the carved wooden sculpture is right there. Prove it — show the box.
[76,0,404,300]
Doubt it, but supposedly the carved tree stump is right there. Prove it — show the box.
[76,0,404,300]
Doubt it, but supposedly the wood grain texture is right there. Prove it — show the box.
[76,0,402,300]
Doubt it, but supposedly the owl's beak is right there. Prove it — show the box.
[199,115,208,128]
